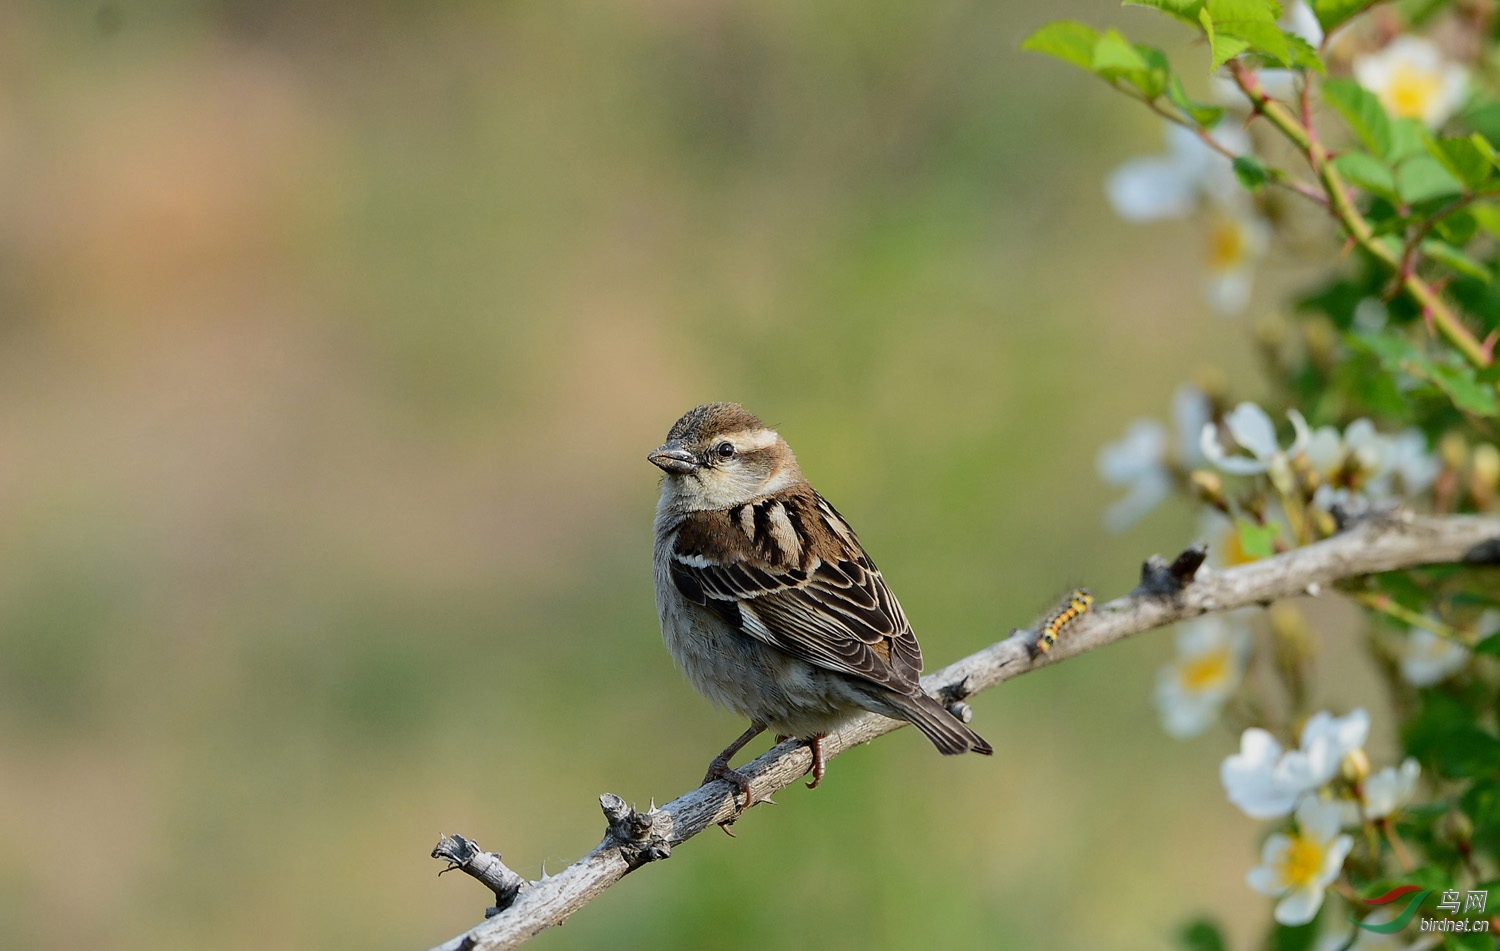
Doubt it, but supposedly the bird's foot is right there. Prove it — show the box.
[804,733,828,789]
[703,758,754,810]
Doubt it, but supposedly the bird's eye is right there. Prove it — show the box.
[715,441,735,459]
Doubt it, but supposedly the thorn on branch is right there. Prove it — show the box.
[600,793,674,870]
[937,676,975,721]
[938,675,972,704]
[1135,543,1208,596]
[432,833,528,918]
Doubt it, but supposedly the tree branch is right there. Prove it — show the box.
[425,512,1500,951]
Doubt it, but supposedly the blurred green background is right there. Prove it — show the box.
[0,1,1375,949]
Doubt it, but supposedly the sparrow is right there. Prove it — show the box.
[649,402,992,807]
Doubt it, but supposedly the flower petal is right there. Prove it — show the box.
[1295,796,1345,844]
[1106,157,1198,222]
[1275,884,1325,926]
[1225,402,1278,460]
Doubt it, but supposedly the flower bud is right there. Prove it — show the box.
[1190,469,1228,512]
[1341,747,1370,784]
[1269,453,1296,496]
[1440,809,1474,846]
[1439,431,1467,472]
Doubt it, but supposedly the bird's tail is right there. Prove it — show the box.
[885,690,993,756]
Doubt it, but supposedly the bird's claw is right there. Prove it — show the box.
[804,734,827,789]
[703,759,754,810]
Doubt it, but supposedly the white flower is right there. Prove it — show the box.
[1304,422,1439,511]
[1224,728,1303,818]
[1155,613,1252,738]
[1201,402,1311,476]
[1222,709,1370,819]
[1353,36,1469,129]
[1203,202,1271,315]
[1098,419,1173,531]
[1385,430,1441,497]
[1362,757,1420,820]
[1106,122,1251,222]
[1096,384,1213,530]
[1399,628,1470,687]
[1247,797,1354,926]
[1283,709,1371,792]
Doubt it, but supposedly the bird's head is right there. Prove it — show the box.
[649,403,803,511]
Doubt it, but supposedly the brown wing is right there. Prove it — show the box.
[670,488,924,692]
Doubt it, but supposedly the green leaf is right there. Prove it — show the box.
[1352,331,1499,416]
[1398,155,1466,205]
[1128,44,1173,99]
[1204,0,1289,64]
[1430,135,1494,189]
[1463,100,1500,145]
[1178,919,1226,951]
[1280,32,1325,73]
[1437,725,1500,778]
[1468,130,1498,169]
[1199,8,1251,71]
[1167,74,1226,125]
[1092,28,1150,73]
[1323,79,1392,157]
[1476,633,1500,657]
[1237,520,1279,559]
[1332,152,1398,202]
[1386,118,1428,163]
[1435,209,1478,247]
[1470,203,1500,238]
[1428,362,1499,415]
[1021,21,1101,71]
[1233,155,1269,190]
[1370,571,1431,614]
[1422,239,1491,282]
[1310,0,1377,31]
[1123,0,1206,24]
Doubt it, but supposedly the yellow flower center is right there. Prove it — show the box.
[1383,63,1442,120]
[1276,835,1325,887]
[1179,648,1231,692]
[1207,215,1247,271]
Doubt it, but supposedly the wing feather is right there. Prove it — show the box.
[670,489,924,692]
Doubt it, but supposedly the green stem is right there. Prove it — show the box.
[1347,590,1471,645]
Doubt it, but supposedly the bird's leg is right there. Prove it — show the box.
[703,721,766,809]
[804,733,828,789]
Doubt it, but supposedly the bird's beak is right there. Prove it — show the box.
[648,441,699,474]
